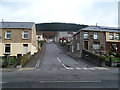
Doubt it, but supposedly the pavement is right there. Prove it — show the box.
[1,42,119,89]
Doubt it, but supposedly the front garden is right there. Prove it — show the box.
[0,57,17,68]
[104,52,120,67]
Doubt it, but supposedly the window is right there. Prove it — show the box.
[84,32,89,40]
[76,35,77,40]
[5,44,11,54]
[110,44,118,51]
[77,43,80,50]
[22,31,29,39]
[93,42,100,50]
[23,44,28,54]
[109,33,114,40]
[5,31,11,39]
[115,33,120,40]
[93,32,98,40]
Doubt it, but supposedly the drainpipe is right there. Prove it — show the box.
[104,32,106,54]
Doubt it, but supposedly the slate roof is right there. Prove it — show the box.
[0,22,35,29]
[73,26,120,36]
[81,26,120,32]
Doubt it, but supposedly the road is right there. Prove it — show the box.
[1,43,119,89]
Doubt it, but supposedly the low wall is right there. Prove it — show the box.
[81,49,105,67]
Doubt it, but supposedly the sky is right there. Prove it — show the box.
[0,0,119,27]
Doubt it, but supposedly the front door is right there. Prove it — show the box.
[23,44,28,54]
[84,41,88,50]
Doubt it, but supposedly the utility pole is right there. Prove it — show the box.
[2,19,4,22]
[96,23,98,27]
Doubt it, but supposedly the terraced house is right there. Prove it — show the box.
[106,30,120,54]
[71,26,120,57]
[0,22,38,58]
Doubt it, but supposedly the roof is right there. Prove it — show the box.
[73,26,120,36]
[99,26,119,30]
[81,26,120,32]
[0,22,35,29]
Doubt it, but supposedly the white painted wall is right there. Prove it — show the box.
[0,43,38,57]
[31,44,38,55]
[0,43,3,56]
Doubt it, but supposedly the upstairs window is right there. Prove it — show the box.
[84,32,89,40]
[77,43,80,50]
[5,31,11,39]
[115,33,120,40]
[93,32,98,40]
[76,35,77,40]
[109,33,114,40]
[22,31,29,39]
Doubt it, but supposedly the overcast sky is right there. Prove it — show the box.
[0,0,119,27]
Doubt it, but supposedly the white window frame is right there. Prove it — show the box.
[4,44,11,54]
[115,33,120,40]
[76,35,77,40]
[93,32,98,40]
[84,32,89,40]
[109,32,114,40]
[5,31,11,39]
[77,43,80,50]
[22,31,29,39]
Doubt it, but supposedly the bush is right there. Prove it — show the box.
[20,54,30,66]
[39,40,46,47]
[8,57,17,65]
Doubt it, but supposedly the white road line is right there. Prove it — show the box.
[57,57,74,70]
[75,68,82,70]
[93,67,109,70]
[39,80,101,83]
[57,57,61,62]
[35,60,40,68]
[0,82,6,84]
[67,67,74,70]
[62,64,68,69]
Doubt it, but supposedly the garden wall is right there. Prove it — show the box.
[81,49,105,66]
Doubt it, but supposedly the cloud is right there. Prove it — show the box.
[0,0,118,27]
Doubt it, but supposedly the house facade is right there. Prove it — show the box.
[0,22,38,57]
[71,26,106,57]
[71,26,120,57]
[106,32,120,54]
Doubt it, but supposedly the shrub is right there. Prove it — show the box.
[39,40,46,47]
[20,54,30,66]
[8,57,17,65]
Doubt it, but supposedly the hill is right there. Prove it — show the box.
[36,22,88,31]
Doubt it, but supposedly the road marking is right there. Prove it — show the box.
[57,57,61,62]
[75,68,82,70]
[0,82,7,84]
[62,64,68,69]
[18,68,34,71]
[57,57,74,70]
[35,60,40,68]
[93,67,109,70]
[67,67,74,70]
[39,80,101,83]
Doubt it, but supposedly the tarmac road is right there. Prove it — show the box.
[2,43,119,89]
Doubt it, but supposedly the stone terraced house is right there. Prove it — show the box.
[0,22,38,58]
[71,26,120,57]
